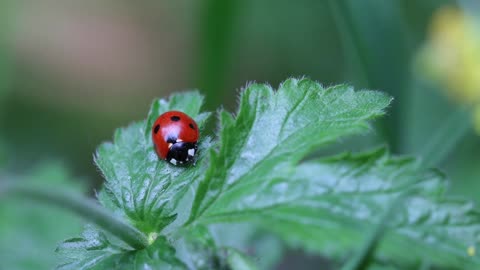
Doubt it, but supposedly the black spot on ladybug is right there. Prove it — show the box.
[171,116,180,122]
[154,124,160,134]
[189,123,195,130]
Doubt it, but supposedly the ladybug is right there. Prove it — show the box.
[151,111,199,165]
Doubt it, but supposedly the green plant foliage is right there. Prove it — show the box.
[94,91,212,233]
[257,149,480,268]
[57,225,186,270]
[174,225,259,270]
[58,78,480,269]
[174,225,221,269]
[189,79,391,222]
[0,163,84,270]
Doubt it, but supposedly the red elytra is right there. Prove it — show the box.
[151,111,199,165]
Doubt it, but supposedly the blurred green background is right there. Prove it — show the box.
[1,0,479,269]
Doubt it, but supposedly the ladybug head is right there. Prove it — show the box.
[166,141,198,165]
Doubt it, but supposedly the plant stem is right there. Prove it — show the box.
[327,0,370,88]
[196,0,241,110]
[0,0,13,97]
[327,0,410,153]
[0,182,149,250]
[420,106,471,167]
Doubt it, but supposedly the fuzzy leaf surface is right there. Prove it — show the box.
[190,78,391,221]
[95,91,211,234]
[208,148,480,268]
[266,150,480,268]
[183,78,479,268]
[57,225,186,270]
[59,78,480,269]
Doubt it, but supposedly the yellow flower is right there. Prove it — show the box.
[468,245,476,257]
[418,6,480,134]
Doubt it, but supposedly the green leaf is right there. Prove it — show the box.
[60,91,213,269]
[174,225,260,270]
[94,91,211,234]
[174,78,478,268]
[175,225,226,270]
[57,225,186,270]
[254,150,480,269]
[58,78,480,269]
[190,78,391,222]
[208,223,284,270]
